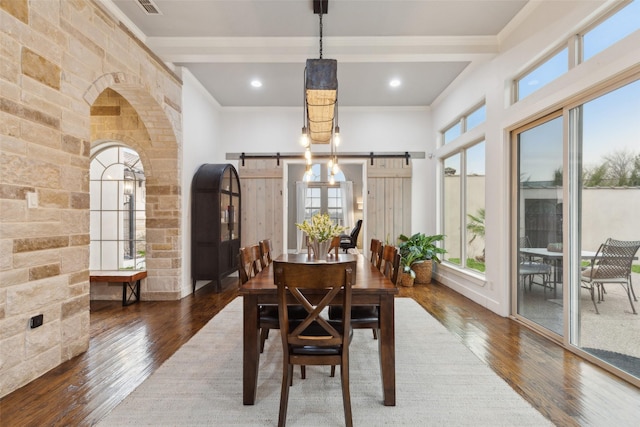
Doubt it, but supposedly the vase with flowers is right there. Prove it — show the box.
[296,213,347,258]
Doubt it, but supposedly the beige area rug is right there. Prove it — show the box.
[98,298,552,426]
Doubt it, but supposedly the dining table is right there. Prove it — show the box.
[239,252,399,406]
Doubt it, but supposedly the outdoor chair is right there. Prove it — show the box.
[519,236,553,292]
[273,260,356,427]
[580,239,640,314]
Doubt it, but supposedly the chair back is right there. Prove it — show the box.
[238,245,262,285]
[350,219,362,241]
[274,260,356,349]
[259,239,273,268]
[380,245,398,279]
[328,236,341,255]
[370,238,383,268]
[588,240,640,280]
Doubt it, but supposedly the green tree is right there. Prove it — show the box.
[466,208,485,262]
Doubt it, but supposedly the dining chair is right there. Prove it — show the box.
[273,259,356,427]
[329,242,395,341]
[380,245,400,283]
[328,236,341,256]
[258,238,273,269]
[581,239,640,314]
[239,245,306,354]
[370,238,383,269]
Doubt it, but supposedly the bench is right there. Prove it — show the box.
[89,270,147,306]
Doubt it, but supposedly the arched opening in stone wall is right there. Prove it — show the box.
[87,79,182,300]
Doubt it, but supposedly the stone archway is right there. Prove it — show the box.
[86,75,182,300]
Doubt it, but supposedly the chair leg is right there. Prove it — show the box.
[372,328,378,340]
[623,284,637,314]
[330,365,336,377]
[629,278,637,302]
[301,365,306,379]
[279,363,293,427]
[259,328,269,353]
[590,285,600,314]
[340,358,353,427]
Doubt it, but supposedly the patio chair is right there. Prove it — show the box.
[580,239,640,314]
[518,236,552,292]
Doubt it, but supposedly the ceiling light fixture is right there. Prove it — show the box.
[302,0,340,183]
[389,79,401,88]
[251,80,262,88]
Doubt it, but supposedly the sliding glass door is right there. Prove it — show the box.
[513,75,640,382]
[571,78,640,378]
[515,113,564,336]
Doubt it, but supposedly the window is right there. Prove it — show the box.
[90,145,146,270]
[442,102,486,145]
[516,48,568,101]
[442,140,486,274]
[515,1,638,102]
[583,0,640,61]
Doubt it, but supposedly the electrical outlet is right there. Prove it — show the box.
[30,314,44,329]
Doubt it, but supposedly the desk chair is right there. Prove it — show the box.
[339,219,362,253]
[274,260,356,427]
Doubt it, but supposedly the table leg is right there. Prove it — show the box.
[243,295,260,405]
[378,295,396,406]
[122,279,140,306]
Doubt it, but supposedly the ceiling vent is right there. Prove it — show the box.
[136,0,162,15]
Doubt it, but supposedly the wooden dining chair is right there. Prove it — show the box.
[258,238,273,269]
[329,240,390,341]
[273,260,356,427]
[328,236,341,256]
[370,238,383,269]
[380,245,400,284]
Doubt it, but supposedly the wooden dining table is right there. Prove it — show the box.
[239,252,399,406]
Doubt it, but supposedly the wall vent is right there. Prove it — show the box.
[136,0,162,15]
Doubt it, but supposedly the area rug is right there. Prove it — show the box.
[98,298,552,426]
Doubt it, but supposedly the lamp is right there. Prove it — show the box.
[301,0,341,183]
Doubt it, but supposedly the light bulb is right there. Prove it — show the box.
[329,174,335,185]
[300,127,309,147]
[334,126,340,146]
[332,162,340,175]
[328,158,334,169]
[304,147,312,161]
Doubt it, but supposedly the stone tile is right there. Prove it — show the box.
[21,48,61,90]
[13,236,69,253]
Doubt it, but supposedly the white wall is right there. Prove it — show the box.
[429,1,640,316]
[219,106,433,234]
[180,68,224,295]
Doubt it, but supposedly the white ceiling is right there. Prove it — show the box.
[105,0,530,107]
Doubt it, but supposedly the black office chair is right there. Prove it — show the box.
[340,219,362,252]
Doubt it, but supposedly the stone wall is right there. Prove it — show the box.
[0,0,183,397]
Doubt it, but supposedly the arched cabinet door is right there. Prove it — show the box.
[191,164,241,292]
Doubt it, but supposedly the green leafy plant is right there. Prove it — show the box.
[397,232,447,264]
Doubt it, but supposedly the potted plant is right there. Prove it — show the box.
[398,233,446,284]
[397,244,421,287]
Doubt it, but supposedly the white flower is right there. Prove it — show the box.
[296,213,347,243]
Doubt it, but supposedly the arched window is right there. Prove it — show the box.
[90,145,146,270]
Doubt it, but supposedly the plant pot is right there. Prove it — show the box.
[412,260,433,284]
[398,272,415,287]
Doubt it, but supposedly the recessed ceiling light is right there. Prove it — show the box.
[389,79,401,88]
[250,80,262,88]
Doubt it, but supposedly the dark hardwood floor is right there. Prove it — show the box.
[1,278,639,426]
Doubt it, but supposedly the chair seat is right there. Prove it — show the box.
[329,305,379,323]
[260,305,307,321]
